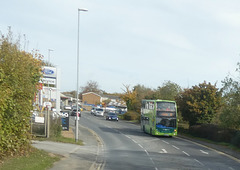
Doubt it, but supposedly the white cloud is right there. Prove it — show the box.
[216,12,240,28]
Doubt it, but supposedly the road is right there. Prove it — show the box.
[71,111,240,170]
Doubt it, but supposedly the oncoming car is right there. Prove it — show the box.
[106,112,118,121]
[94,108,104,116]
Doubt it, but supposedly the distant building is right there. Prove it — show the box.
[82,92,127,112]
[82,92,102,106]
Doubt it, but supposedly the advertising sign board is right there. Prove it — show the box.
[61,112,69,131]
[42,66,57,78]
[41,78,56,85]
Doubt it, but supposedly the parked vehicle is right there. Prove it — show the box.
[106,112,118,121]
[72,106,83,111]
[71,109,81,117]
[64,105,72,110]
[91,107,95,115]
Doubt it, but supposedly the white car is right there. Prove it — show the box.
[64,105,72,110]
[94,108,104,116]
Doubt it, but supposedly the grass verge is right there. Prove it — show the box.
[179,132,240,152]
[0,148,61,170]
[36,128,84,145]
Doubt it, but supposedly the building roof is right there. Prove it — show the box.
[82,92,102,98]
[101,94,120,100]
[60,93,72,99]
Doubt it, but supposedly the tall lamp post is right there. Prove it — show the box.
[47,49,53,138]
[76,8,88,142]
[48,49,54,64]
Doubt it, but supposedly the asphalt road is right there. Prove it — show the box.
[73,111,239,170]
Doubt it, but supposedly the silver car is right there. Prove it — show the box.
[94,108,104,116]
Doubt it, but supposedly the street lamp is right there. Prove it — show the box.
[47,49,53,138]
[76,8,88,142]
[48,49,54,63]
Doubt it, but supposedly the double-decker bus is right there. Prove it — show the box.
[141,99,177,137]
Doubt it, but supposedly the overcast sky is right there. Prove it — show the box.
[1,0,240,93]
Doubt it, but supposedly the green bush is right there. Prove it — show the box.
[0,30,42,160]
[189,124,236,143]
[50,116,62,138]
[231,131,240,148]
[122,111,140,121]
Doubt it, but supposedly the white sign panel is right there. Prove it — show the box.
[41,78,56,85]
[35,116,45,123]
[42,66,57,78]
[43,102,52,107]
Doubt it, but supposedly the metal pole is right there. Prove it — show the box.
[48,49,53,63]
[47,107,50,138]
[76,8,88,142]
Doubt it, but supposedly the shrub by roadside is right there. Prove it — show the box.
[178,123,240,149]
[0,30,42,161]
[120,111,140,122]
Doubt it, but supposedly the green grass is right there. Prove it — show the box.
[35,135,84,146]
[0,148,61,170]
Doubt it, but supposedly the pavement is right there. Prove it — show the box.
[32,125,240,170]
[32,124,104,170]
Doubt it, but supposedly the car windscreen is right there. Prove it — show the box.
[96,108,103,111]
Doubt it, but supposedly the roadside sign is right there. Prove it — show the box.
[43,102,52,107]
[61,112,69,131]
[35,116,45,123]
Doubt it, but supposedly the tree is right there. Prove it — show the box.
[121,84,138,111]
[220,62,240,129]
[0,30,42,159]
[133,84,154,111]
[81,80,101,94]
[177,81,221,126]
[154,81,182,100]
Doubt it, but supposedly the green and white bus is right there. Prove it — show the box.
[141,99,178,136]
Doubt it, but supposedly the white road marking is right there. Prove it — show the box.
[162,140,169,144]
[149,157,155,164]
[194,159,204,166]
[200,150,209,155]
[144,150,149,155]
[172,145,180,150]
[138,144,144,149]
[125,135,131,139]
[132,139,137,143]
[159,149,167,153]
[228,167,235,170]
[155,167,159,170]
[182,151,190,156]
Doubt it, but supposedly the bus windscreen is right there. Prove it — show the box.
[156,102,176,112]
